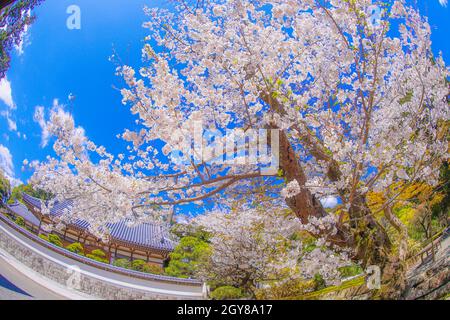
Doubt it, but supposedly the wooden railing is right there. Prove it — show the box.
[407,228,447,267]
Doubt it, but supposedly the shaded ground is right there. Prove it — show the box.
[0,285,32,300]
[0,274,31,296]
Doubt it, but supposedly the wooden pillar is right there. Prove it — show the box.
[108,243,112,264]
[130,249,134,261]
[431,240,436,262]
[146,252,150,263]
[76,230,81,242]
[37,217,43,235]
[81,233,88,244]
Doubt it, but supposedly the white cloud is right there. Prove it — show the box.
[0,78,18,133]
[7,115,17,131]
[0,144,22,187]
[0,144,13,177]
[439,0,448,7]
[15,9,32,55]
[321,196,339,208]
[0,77,14,109]
[33,105,50,147]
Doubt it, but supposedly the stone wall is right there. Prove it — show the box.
[0,217,204,300]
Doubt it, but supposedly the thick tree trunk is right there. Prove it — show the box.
[349,193,392,267]
[261,92,389,263]
[277,130,352,248]
[378,205,409,299]
[278,131,326,223]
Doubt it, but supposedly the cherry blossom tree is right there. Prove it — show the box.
[193,207,351,297]
[30,0,449,278]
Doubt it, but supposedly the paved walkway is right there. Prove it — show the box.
[0,251,68,300]
[0,218,204,300]
[0,286,32,300]
[0,274,31,296]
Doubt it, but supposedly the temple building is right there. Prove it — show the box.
[5,193,175,267]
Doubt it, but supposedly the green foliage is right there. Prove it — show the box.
[0,171,10,205]
[131,259,147,271]
[143,264,165,275]
[210,286,245,300]
[338,265,363,278]
[130,259,165,274]
[165,236,211,278]
[313,274,326,291]
[302,238,318,253]
[288,276,365,300]
[38,234,48,241]
[66,242,84,255]
[48,234,63,247]
[86,249,108,263]
[170,223,210,241]
[255,279,315,300]
[90,249,106,258]
[113,258,165,275]
[113,258,131,269]
[8,184,52,204]
[398,90,413,105]
[15,216,25,227]
[435,162,450,218]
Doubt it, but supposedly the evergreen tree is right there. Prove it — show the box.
[0,170,11,205]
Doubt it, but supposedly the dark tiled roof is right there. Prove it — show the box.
[6,202,40,226]
[21,193,175,252]
[21,193,42,209]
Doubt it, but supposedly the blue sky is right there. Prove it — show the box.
[0,0,449,187]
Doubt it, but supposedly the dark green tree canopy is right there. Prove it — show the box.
[165,236,211,279]
[0,170,11,204]
[8,183,52,204]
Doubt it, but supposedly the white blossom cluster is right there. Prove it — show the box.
[28,0,449,248]
[281,179,302,199]
[194,207,351,286]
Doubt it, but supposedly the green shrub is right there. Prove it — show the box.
[91,249,106,258]
[313,273,326,291]
[210,286,245,300]
[48,234,63,247]
[165,236,211,278]
[113,259,164,274]
[255,279,315,299]
[113,258,131,269]
[143,264,165,275]
[38,234,48,241]
[86,254,109,263]
[15,216,25,227]
[131,259,147,272]
[338,265,363,278]
[87,249,108,263]
[66,242,84,255]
